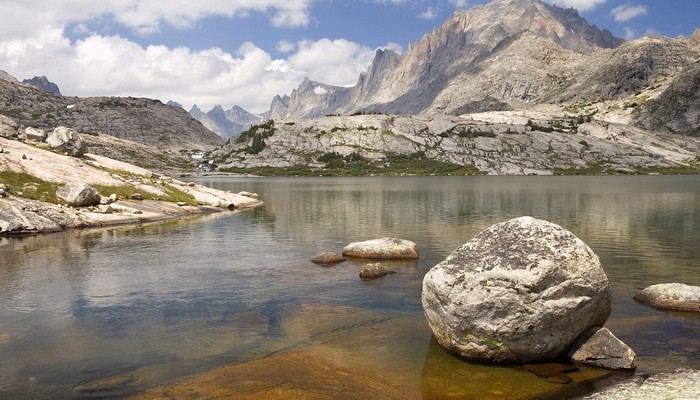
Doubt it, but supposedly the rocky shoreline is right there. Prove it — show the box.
[1,121,262,236]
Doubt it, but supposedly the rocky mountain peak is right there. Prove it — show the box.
[22,76,62,96]
[268,0,625,119]
[0,70,18,83]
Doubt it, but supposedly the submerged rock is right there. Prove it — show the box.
[569,327,636,370]
[343,237,419,259]
[422,216,611,363]
[580,369,700,399]
[359,263,396,280]
[311,252,347,265]
[634,283,700,312]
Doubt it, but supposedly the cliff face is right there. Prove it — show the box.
[270,0,624,119]
[266,0,698,137]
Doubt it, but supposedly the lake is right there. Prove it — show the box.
[1,176,699,399]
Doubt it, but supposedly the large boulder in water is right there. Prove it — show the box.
[342,237,419,259]
[422,216,611,363]
[46,127,86,157]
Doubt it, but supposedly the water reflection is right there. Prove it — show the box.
[0,176,699,398]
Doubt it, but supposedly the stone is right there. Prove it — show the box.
[46,127,86,157]
[342,237,419,259]
[238,191,259,198]
[359,263,396,280]
[579,369,700,399]
[634,283,700,312]
[311,252,347,265]
[130,193,144,200]
[0,189,7,197]
[97,204,114,214]
[24,127,47,142]
[422,216,611,363]
[56,183,101,207]
[569,327,636,370]
[0,115,18,138]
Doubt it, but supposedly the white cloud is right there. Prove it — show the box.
[419,7,440,20]
[542,0,606,12]
[287,38,378,87]
[0,1,313,40]
[276,40,296,53]
[450,0,469,8]
[623,27,636,40]
[610,4,648,22]
[0,27,389,114]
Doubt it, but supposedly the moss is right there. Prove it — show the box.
[0,171,62,203]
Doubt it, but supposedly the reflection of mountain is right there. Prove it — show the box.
[197,177,700,289]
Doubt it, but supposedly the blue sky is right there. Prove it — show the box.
[0,0,697,114]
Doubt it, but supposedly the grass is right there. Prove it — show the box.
[0,170,197,205]
[221,151,483,177]
[554,164,700,175]
[0,171,62,203]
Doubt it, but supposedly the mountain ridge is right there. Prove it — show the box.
[269,0,625,120]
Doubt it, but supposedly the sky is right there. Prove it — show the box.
[0,0,697,115]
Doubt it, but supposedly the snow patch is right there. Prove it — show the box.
[314,86,328,95]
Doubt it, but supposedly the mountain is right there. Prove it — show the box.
[22,76,62,96]
[188,104,261,139]
[270,0,623,120]
[0,72,222,153]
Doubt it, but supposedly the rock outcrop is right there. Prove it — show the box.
[343,238,419,259]
[580,369,700,399]
[422,216,611,363]
[0,73,222,152]
[634,283,700,312]
[46,127,86,157]
[56,183,102,207]
[213,114,699,176]
[568,327,636,370]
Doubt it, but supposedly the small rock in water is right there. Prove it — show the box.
[343,237,419,259]
[569,327,636,370]
[634,283,700,312]
[359,263,396,279]
[311,252,347,265]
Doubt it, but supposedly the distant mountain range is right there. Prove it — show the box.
[213,0,699,175]
[266,0,699,136]
[0,70,222,151]
[188,104,261,139]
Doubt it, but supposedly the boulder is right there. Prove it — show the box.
[130,193,144,200]
[569,327,636,370]
[359,263,396,280]
[46,127,86,157]
[56,183,101,207]
[24,127,47,142]
[342,238,419,259]
[634,283,700,312]
[422,216,611,363]
[311,252,347,265]
[0,115,18,138]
